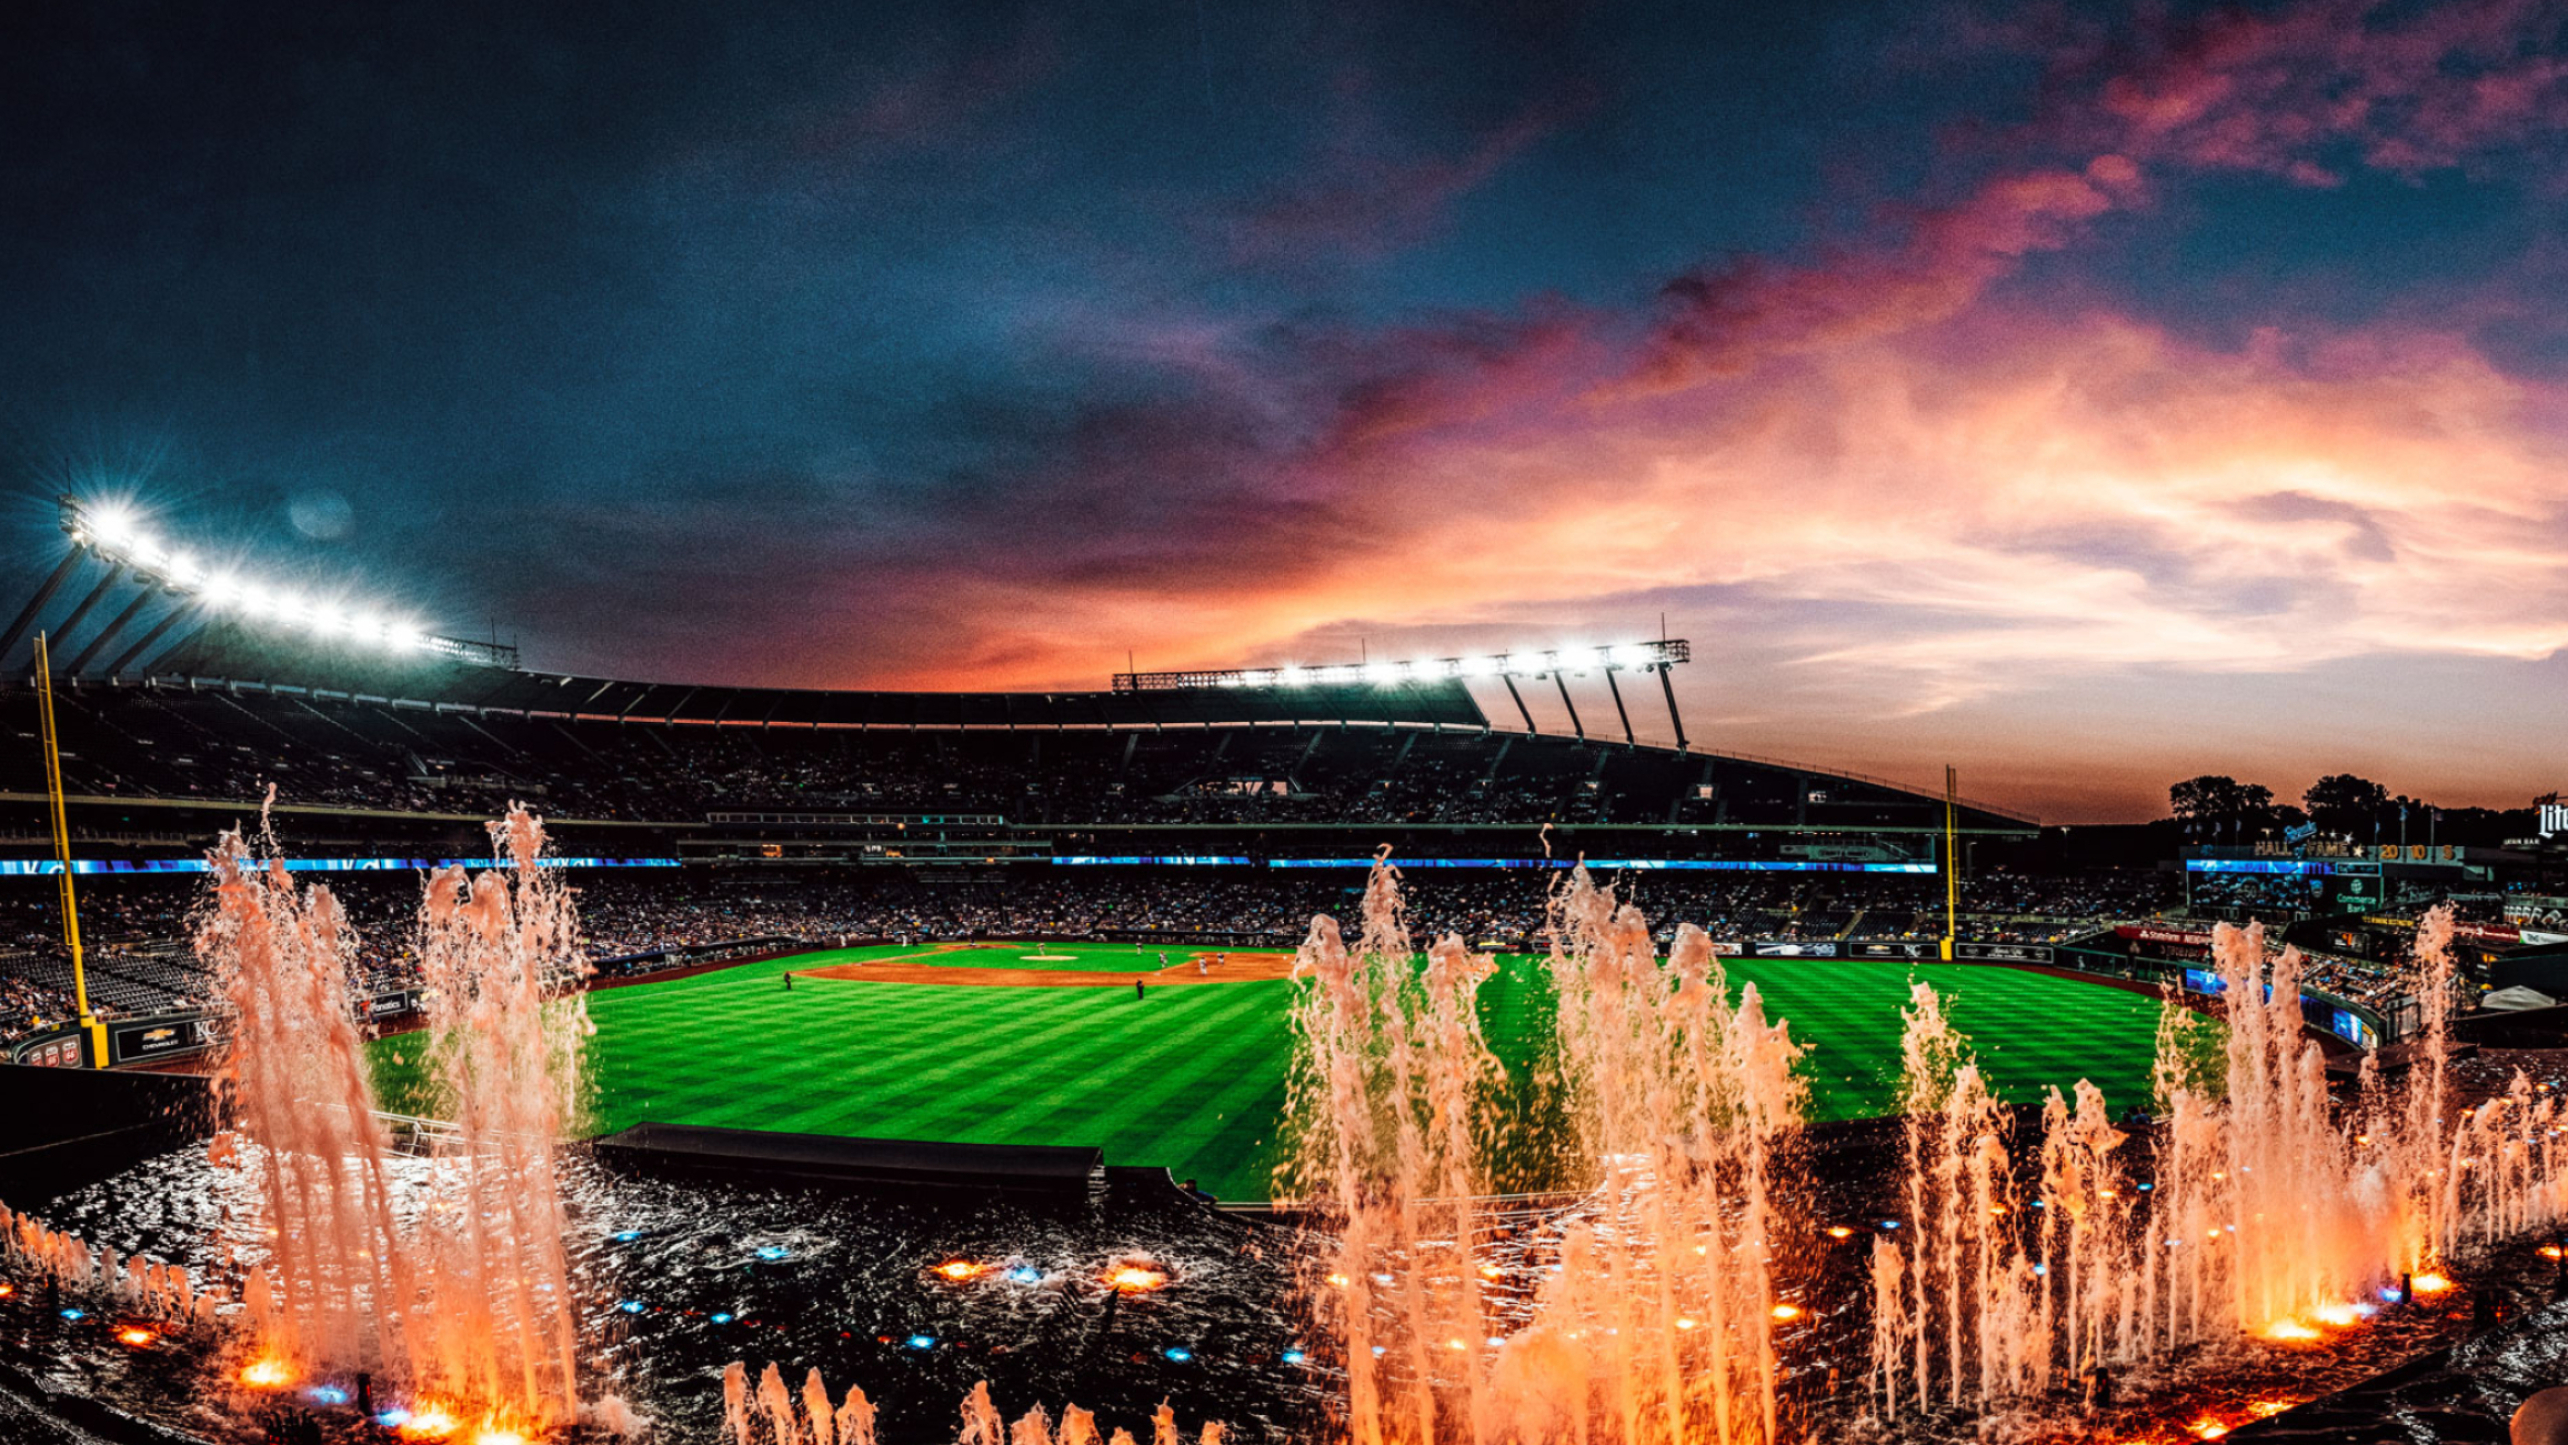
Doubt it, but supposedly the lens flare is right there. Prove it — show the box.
[239,1358,295,1388]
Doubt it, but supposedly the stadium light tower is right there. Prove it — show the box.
[44,495,515,670]
[1112,638,1694,751]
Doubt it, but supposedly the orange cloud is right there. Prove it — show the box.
[872,308,2566,701]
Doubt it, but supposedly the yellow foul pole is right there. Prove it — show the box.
[1931,769,1951,959]
[33,632,103,1066]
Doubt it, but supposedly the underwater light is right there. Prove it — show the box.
[1108,1265,1170,1293]
[711,1312,733,1324]
[617,1300,646,1314]
[907,1335,936,1350]
[757,1246,792,1261]
[1008,1266,1044,1284]
[613,1230,642,1243]
[1164,1347,1192,1362]
[60,1308,85,1322]
[1281,1350,1306,1365]
[306,1386,347,1405]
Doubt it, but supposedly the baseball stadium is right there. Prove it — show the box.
[2,497,2563,1444]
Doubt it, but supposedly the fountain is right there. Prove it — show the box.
[12,839,2568,1444]
[1277,859,1805,1445]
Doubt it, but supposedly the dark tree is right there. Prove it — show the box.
[2305,774,2391,836]
[2169,775,2242,821]
[2169,776,2279,836]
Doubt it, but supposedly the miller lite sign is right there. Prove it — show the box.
[2543,797,2568,838]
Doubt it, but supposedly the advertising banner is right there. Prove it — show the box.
[10,1030,90,1068]
[1956,942,2055,964]
[107,1015,210,1065]
[2117,924,2217,948]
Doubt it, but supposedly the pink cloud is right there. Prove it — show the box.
[2085,0,2568,179]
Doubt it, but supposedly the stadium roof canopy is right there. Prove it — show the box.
[3,524,2035,824]
[139,621,1491,729]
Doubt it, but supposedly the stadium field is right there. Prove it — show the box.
[367,942,2170,1202]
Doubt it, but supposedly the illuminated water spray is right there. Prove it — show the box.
[404,806,594,1419]
[198,804,595,1429]
[200,819,420,1380]
[1277,858,1804,1445]
[1866,906,2551,1426]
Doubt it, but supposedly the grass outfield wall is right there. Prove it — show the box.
[366,941,2169,1202]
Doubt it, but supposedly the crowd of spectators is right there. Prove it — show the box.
[6,682,1975,832]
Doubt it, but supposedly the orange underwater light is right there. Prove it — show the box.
[1108,1264,1170,1293]
[398,1403,460,1439]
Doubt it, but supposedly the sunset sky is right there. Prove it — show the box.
[5,0,2565,821]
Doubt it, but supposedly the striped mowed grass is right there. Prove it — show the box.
[367,940,2167,1202]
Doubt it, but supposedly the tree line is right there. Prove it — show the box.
[2167,774,2532,846]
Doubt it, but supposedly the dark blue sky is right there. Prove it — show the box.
[6,0,2565,818]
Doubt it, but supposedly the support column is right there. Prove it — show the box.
[0,550,86,666]
[1657,663,1689,753]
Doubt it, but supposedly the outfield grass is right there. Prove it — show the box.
[367,943,2169,1202]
